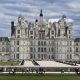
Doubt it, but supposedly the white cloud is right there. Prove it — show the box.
[0,12,13,20]
[67,2,80,9]
[0,0,80,37]
[49,18,73,23]
[45,12,62,17]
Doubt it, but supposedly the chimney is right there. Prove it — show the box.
[11,21,15,36]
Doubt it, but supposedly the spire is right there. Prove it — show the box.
[40,9,43,17]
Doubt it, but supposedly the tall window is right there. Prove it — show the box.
[6,48,9,52]
[2,42,4,45]
[30,47,33,52]
[69,36,71,38]
[39,30,45,39]
[51,47,54,52]
[30,31,33,35]
[38,41,40,46]
[49,48,50,52]
[44,48,46,52]
[30,36,33,39]
[38,48,40,52]
[76,43,78,46]
[17,35,20,38]
[67,54,69,59]
[38,54,40,59]
[17,47,19,52]
[44,41,46,45]
[51,36,54,39]
[70,47,72,52]
[17,30,20,34]
[2,47,4,52]
[41,48,43,52]
[69,30,71,34]
[30,54,33,58]
[58,29,60,36]
[41,41,43,45]
[70,41,72,46]
[76,48,79,52]
[70,54,72,59]
[17,54,19,59]
[17,41,19,45]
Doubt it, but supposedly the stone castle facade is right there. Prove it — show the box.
[0,10,80,61]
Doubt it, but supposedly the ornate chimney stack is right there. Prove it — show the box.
[11,21,15,36]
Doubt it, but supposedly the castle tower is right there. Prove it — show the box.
[10,15,30,60]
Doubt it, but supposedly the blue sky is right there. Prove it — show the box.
[0,0,80,37]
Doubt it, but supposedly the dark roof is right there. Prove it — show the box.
[74,38,80,42]
[0,37,9,41]
[40,9,43,17]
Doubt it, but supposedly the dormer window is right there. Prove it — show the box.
[51,31,54,34]
[30,31,33,35]
[17,35,20,38]
[39,30,45,39]
[17,30,20,34]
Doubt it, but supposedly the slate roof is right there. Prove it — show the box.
[0,37,9,41]
[74,38,80,42]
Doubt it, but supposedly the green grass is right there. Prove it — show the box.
[0,61,20,66]
[0,74,80,80]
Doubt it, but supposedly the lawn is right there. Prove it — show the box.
[0,61,20,66]
[0,74,79,80]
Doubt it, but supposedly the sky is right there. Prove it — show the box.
[0,0,80,37]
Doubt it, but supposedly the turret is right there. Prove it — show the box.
[40,9,43,17]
